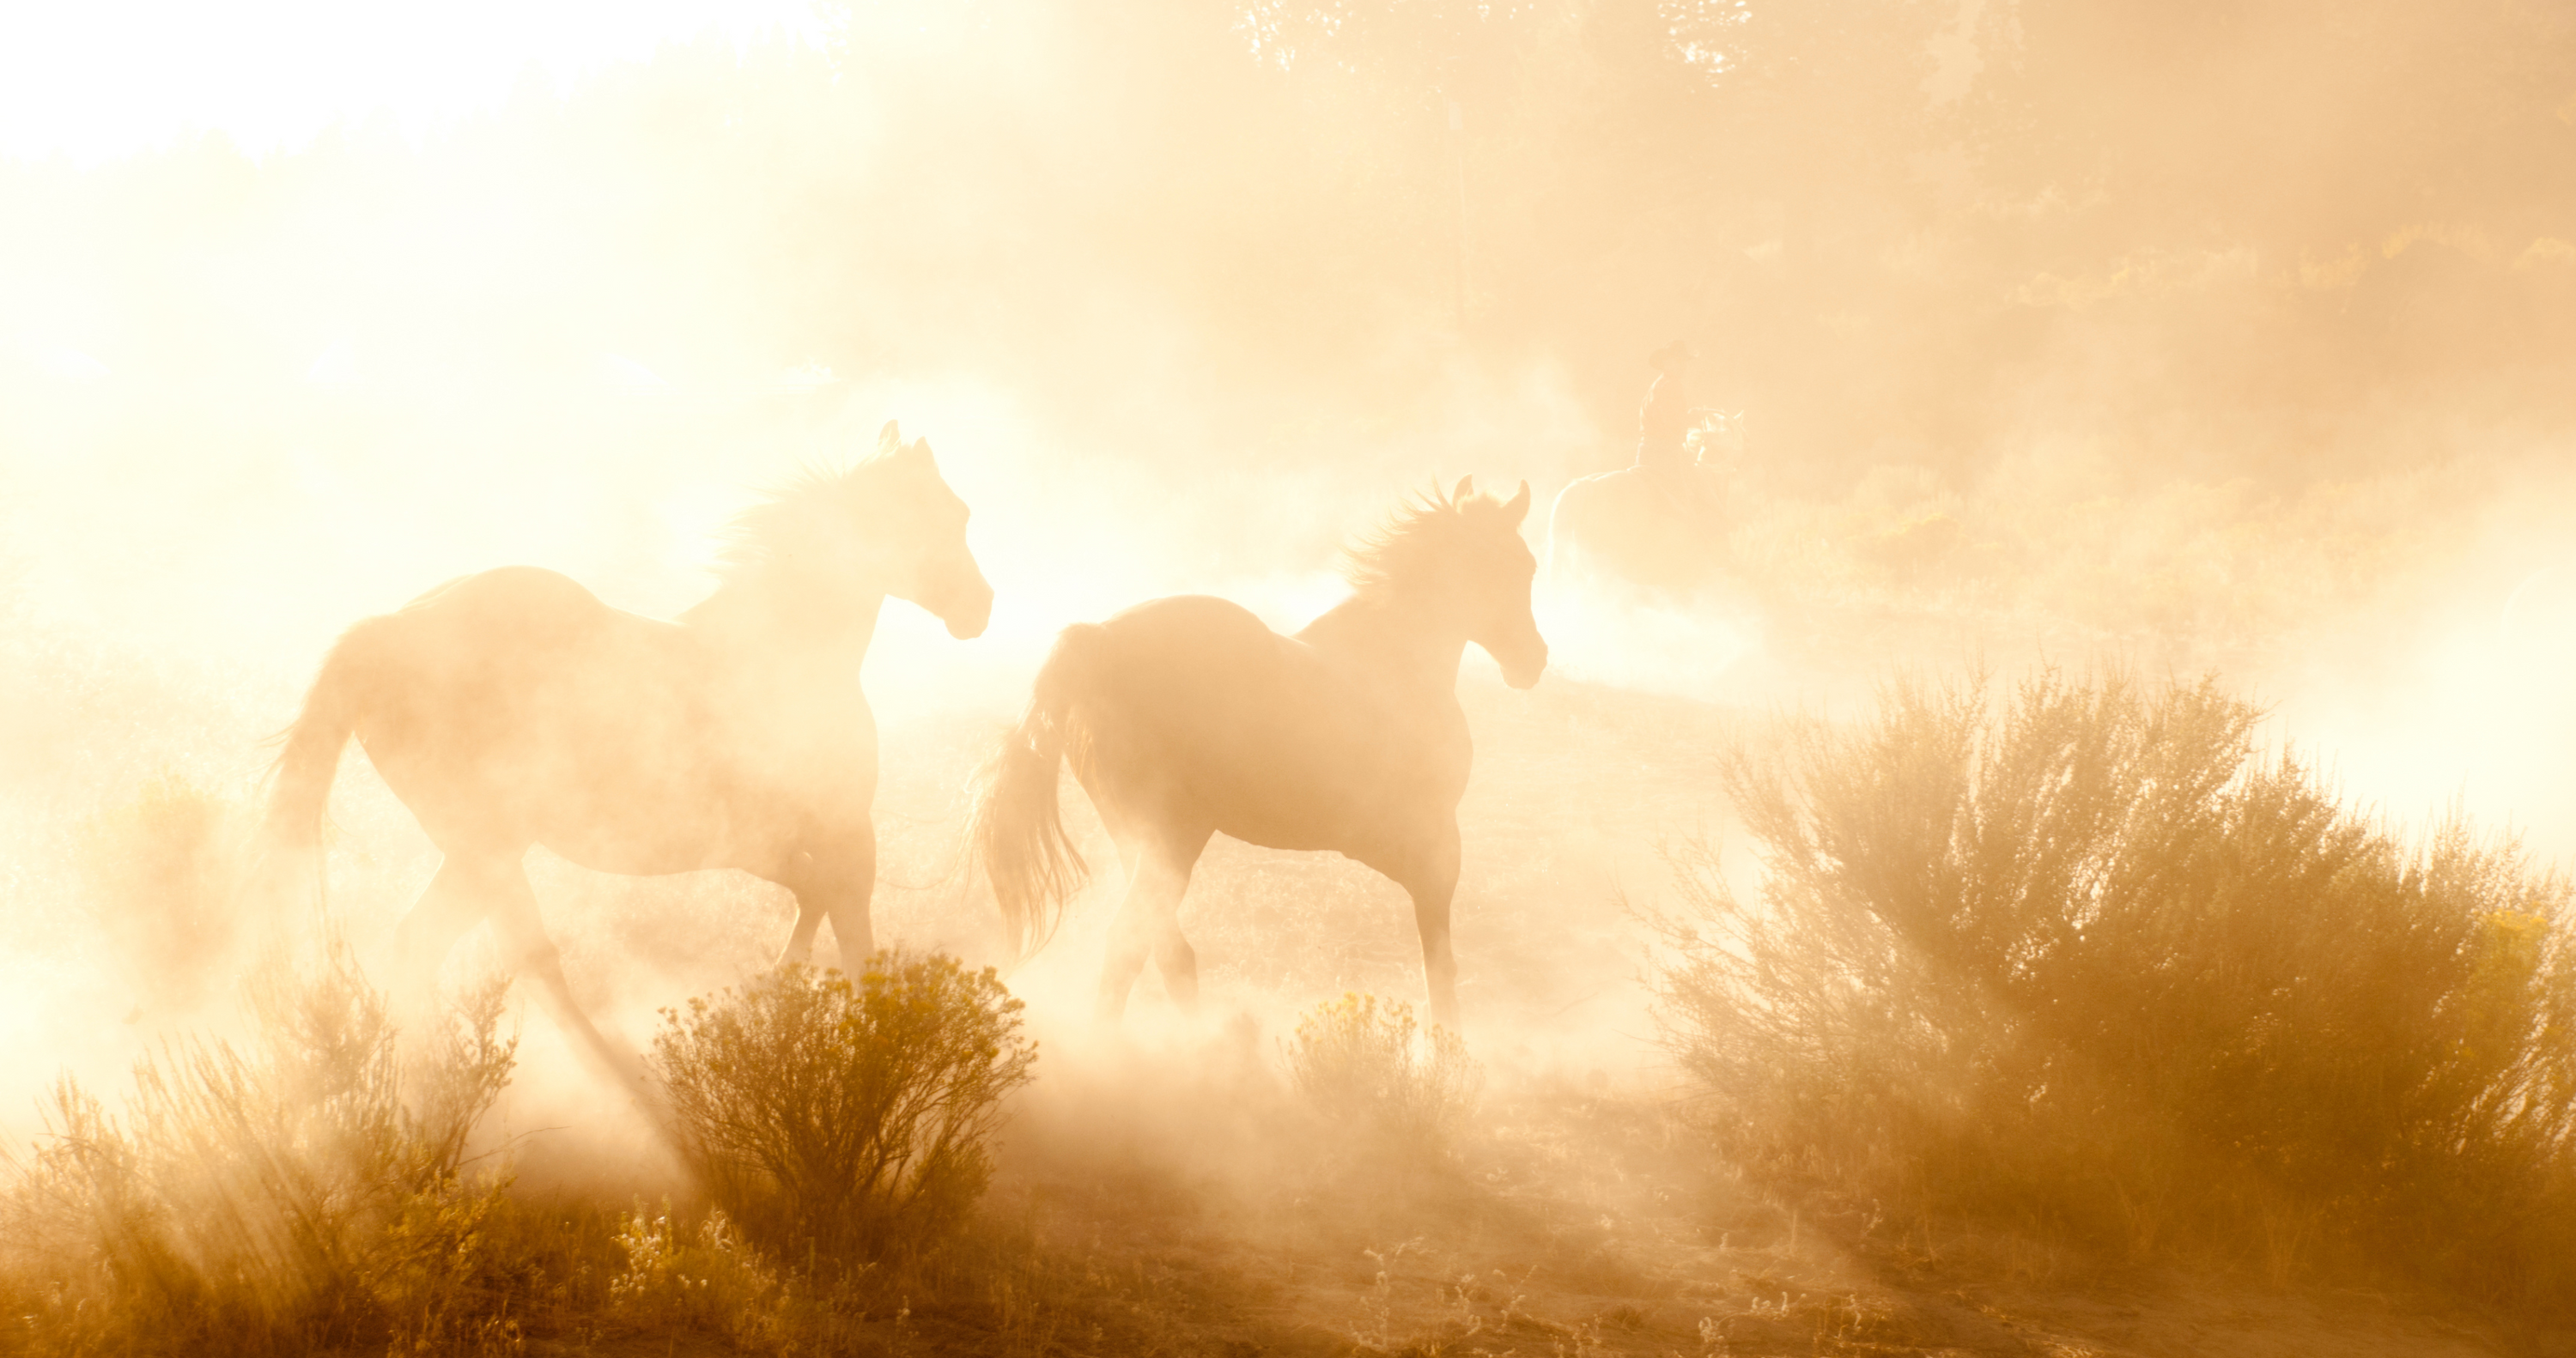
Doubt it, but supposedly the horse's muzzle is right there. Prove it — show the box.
[1501,641,1548,690]
[944,591,992,639]
[916,553,993,640]
[942,581,993,640]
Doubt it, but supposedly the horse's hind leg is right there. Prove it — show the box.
[1097,822,1211,1023]
[476,858,647,1097]
[775,822,877,972]
[394,860,497,1012]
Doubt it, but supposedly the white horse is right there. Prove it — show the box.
[1546,410,1743,597]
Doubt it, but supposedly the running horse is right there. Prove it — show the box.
[261,421,990,1086]
[970,477,1546,1028]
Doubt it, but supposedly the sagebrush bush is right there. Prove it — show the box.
[1284,992,1483,1154]
[652,955,1036,1264]
[0,940,521,1355]
[1658,670,2576,1306]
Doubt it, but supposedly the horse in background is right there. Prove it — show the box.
[1546,409,1744,597]
[970,477,1546,1029]
[260,421,990,1089]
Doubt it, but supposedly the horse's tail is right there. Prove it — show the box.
[969,623,1104,961]
[251,618,387,912]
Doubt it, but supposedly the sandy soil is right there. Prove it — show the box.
[15,589,2563,1357]
[493,653,2557,1357]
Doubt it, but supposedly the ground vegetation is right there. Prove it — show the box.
[1656,670,2576,1312]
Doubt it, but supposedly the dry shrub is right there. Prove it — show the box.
[0,941,521,1355]
[652,955,1037,1264]
[1658,670,2576,1309]
[1285,992,1483,1154]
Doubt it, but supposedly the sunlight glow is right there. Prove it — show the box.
[0,0,823,163]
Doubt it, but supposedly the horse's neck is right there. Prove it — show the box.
[1296,593,1468,688]
[680,572,884,676]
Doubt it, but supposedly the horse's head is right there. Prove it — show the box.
[860,422,989,641]
[1352,476,1549,689]
[845,421,992,639]
[1450,477,1549,688]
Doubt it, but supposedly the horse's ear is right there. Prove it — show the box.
[1452,475,1475,504]
[906,437,937,466]
[1503,480,1531,526]
[877,421,902,457]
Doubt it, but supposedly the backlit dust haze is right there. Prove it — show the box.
[4,0,2574,1195]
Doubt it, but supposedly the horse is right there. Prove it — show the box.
[259,421,990,1088]
[969,477,1546,1030]
[1546,410,1741,597]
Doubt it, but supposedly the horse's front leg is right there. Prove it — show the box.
[1385,821,1464,1032]
[776,897,828,967]
[395,857,498,1016]
[775,821,878,972]
[1098,822,1212,1024]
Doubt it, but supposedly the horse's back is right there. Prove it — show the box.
[353,566,674,719]
[1546,470,1624,573]
[1068,594,1465,852]
[1094,594,1288,681]
[1549,467,1724,593]
[396,565,623,640]
[341,566,814,867]
[1075,596,1309,737]
[1100,592,1274,641]
[1552,467,1667,535]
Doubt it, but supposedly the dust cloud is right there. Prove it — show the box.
[3,0,2574,1345]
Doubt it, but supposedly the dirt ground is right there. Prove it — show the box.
[12,579,2565,1357]
[519,1040,2548,1357]
[984,1067,2543,1358]
[476,642,2562,1358]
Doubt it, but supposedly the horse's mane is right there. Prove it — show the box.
[709,452,896,578]
[1343,483,1504,596]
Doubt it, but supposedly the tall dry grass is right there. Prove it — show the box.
[0,941,523,1355]
[1657,670,2576,1308]
[0,943,1146,1354]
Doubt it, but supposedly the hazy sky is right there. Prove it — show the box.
[0,0,821,162]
